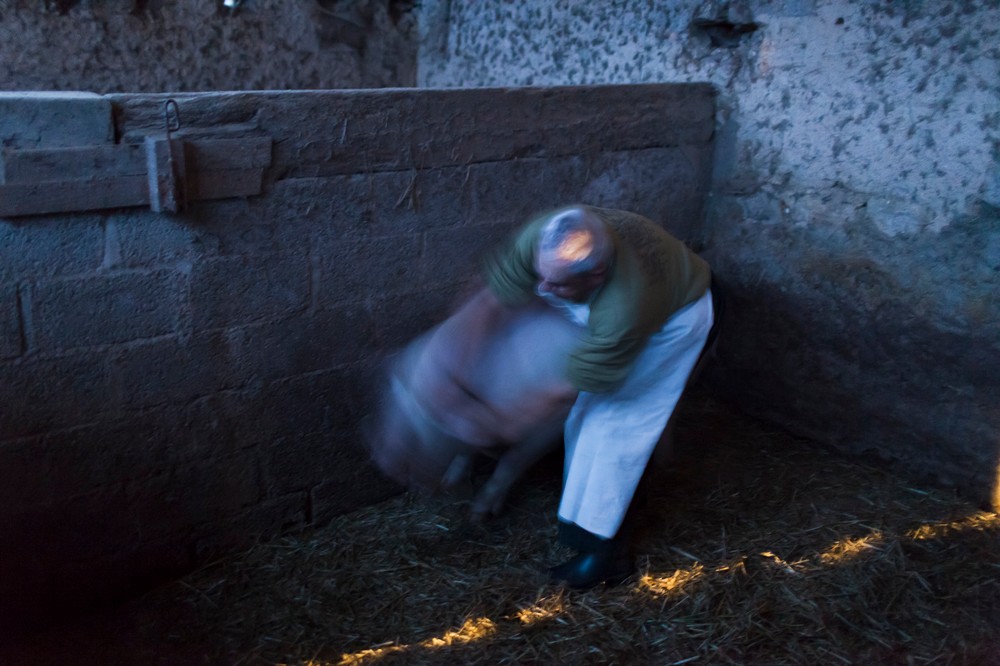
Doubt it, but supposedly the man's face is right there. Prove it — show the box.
[535,257,606,303]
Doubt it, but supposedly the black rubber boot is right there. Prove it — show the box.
[548,519,636,589]
[548,547,635,589]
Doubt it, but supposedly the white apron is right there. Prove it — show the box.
[550,288,714,539]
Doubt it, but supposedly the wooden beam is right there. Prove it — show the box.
[1,144,145,183]
[0,137,271,217]
[0,177,149,217]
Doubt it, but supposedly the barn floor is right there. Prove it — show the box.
[4,395,1000,665]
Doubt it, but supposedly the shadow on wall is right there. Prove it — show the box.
[312,0,417,53]
[698,181,1000,515]
[705,271,1000,515]
[0,367,400,636]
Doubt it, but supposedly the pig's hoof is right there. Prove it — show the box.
[445,480,476,501]
[468,501,504,524]
[469,498,507,522]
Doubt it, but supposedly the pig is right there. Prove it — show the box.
[367,289,585,519]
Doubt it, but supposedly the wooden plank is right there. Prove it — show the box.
[0,177,149,217]
[145,137,186,214]
[187,169,263,201]
[1,144,145,183]
[0,92,113,150]
[185,137,271,171]
[0,138,270,185]
[0,166,262,216]
[0,136,270,215]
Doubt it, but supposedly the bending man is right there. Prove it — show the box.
[477,204,715,588]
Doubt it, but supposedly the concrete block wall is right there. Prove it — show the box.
[0,84,715,630]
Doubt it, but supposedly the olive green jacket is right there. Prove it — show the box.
[484,206,711,393]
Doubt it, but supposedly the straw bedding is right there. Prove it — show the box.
[7,396,1000,664]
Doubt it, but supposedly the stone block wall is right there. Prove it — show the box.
[0,0,416,92]
[415,0,1000,508]
[0,84,715,630]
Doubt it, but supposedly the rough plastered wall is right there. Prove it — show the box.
[0,0,416,92]
[0,84,714,631]
[417,0,1000,506]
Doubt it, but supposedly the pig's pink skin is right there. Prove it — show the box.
[368,295,582,515]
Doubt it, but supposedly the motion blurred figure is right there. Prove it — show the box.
[468,204,717,588]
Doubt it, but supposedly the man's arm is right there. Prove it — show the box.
[483,215,547,307]
[566,330,649,393]
[564,258,652,394]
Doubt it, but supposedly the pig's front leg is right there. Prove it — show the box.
[470,423,563,520]
[440,452,477,496]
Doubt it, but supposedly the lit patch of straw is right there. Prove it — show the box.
[337,617,496,664]
[908,511,1000,540]
[514,594,566,626]
[993,459,1000,513]
[639,564,705,596]
[421,616,496,648]
[817,533,885,565]
[759,550,804,574]
[336,641,406,664]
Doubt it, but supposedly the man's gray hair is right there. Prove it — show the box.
[537,207,612,275]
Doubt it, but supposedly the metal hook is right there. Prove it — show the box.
[164,99,181,139]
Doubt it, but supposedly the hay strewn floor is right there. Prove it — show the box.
[6,397,1000,665]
